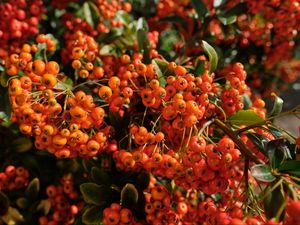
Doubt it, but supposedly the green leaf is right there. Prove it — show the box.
[82,159,95,172]
[99,45,117,56]
[268,94,284,118]
[0,191,9,216]
[137,18,151,63]
[88,1,100,23]
[223,2,247,17]
[82,205,104,225]
[263,184,285,220]
[194,59,205,77]
[91,167,112,186]
[120,183,138,207]
[0,72,9,87]
[152,59,168,87]
[242,94,252,109]
[228,110,266,126]
[11,137,32,152]
[213,0,225,7]
[36,199,51,215]
[136,172,150,190]
[190,0,208,20]
[202,41,218,73]
[80,183,111,205]
[34,43,46,60]
[218,15,237,25]
[279,160,300,177]
[158,16,188,31]
[83,2,94,28]
[16,198,29,209]
[25,178,40,200]
[247,133,269,155]
[136,17,149,31]
[251,164,276,182]
[266,138,292,169]
[0,64,4,72]
[0,87,10,118]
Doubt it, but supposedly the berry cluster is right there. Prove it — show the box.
[151,0,300,94]
[102,203,141,225]
[38,175,81,225]
[0,0,45,59]
[0,165,30,191]
[60,0,132,63]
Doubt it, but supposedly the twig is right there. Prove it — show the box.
[214,119,264,164]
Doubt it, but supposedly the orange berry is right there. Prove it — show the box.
[174,65,187,76]
[108,76,120,89]
[70,106,87,119]
[72,47,84,59]
[42,73,57,88]
[46,61,60,75]
[79,69,89,78]
[98,86,112,100]
[93,67,104,79]
[72,60,82,69]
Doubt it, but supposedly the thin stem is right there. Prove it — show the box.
[236,121,268,135]
[214,119,264,164]
[141,107,148,126]
[275,183,288,221]
[260,179,283,202]
[198,119,214,136]
[244,159,250,191]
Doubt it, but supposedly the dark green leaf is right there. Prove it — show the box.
[0,72,9,87]
[190,0,208,20]
[34,43,46,60]
[247,132,269,155]
[242,94,252,109]
[80,183,111,205]
[0,89,11,119]
[267,126,283,139]
[36,199,51,215]
[109,111,123,127]
[263,184,285,220]
[218,15,237,25]
[82,159,95,172]
[91,167,112,186]
[25,178,40,200]
[137,18,151,63]
[83,2,94,28]
[136,172,150,190]
[82,205,105,225]
[11,137,32,152]
[251,164,276,182]
[120,183,138,207]
[16,198,29,209]
[194,59,205,77]
[0,64,4,72]
[202,41,218,73]
[158,16,188,30]
[223,2,247,17]
[152,59,168,87]
[279,160,300,177]
[0,191,9,216]
[268,94,284,118]
[88,1,100,23]
[228,110,266,126]
[266,138,292,169]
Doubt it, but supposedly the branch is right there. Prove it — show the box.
[214,119,264,164]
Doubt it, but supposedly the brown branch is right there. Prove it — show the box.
[214,119,264,164]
